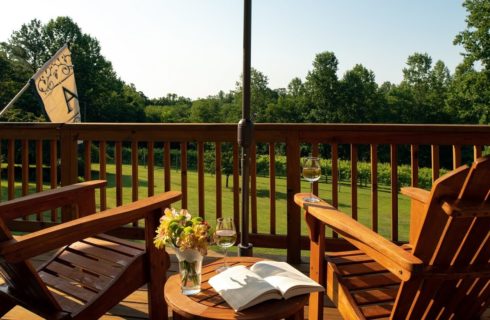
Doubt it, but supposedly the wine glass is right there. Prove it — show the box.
[214,217,237,272]
[302,156,321,202]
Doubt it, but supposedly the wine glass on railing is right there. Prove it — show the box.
[214,217,237,273]
[302,156,321,203]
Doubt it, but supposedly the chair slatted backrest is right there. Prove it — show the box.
[0,215,62,313]
[393,156,490,319]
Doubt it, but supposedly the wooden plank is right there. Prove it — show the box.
[68,241,135,266]
[215,142,222,219]
[58,251,122,278]
[164,142,171,192]
[115,142,123,206]
[45,260,111,291]
[39,271,96,302]
[147,141,154,197]
[411,144,419,187]
[251,143,257,233]
[269,142,276,234]
[84,235,145,256]
[337,261,390,276]
[342,273,401,290]
[99,141,107,211]
[352,287,398,305]
[474,145,482,161]
[371,144,378,232]
[351,144,358,220]
[390,144,398,242]
[198,141,204,218]
[180,142,188,209]
[359,303,393,319]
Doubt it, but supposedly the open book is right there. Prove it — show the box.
[208,260,324,311]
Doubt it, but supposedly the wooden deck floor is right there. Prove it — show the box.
[1,250,342,320]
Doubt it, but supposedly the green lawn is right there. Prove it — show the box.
[1,163,412,256]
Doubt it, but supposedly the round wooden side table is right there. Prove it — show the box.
[164,256,308,320]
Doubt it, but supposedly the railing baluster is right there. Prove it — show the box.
[50,140,57,221]
[286,133,301,264]
[312,143,319,197]
[84,140,91,181]
[147,141,154,197]
[115,141,123,206]
[431,145,440,182]
[36,140,43,221]
[22,140,29,198]
[269,142,276,235]
[371,144,378,232]
[164,142,171,192]
[21,140,29,220]
[131,141,139,227]
[181,142,188,209]
[198,141,204,219]
[351,144,358,221]
[233,143,240,226]
[411,144,419,187]
[251,143,257,233]
[7,139,14,200]
[215,142,222,219]
[474,145,482,160]
[331,143,339,238]
[391,144,398,242]
[452,145,462,169]
[99,141,107,211]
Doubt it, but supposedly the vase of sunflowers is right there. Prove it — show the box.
[154,208,211,295]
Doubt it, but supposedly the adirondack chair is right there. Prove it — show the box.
[0,180,181,319]
[295,155,490,320]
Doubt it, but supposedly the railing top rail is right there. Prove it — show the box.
[0,122,488,145]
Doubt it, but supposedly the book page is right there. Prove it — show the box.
[208,265,282,311]
[250,261,324,299]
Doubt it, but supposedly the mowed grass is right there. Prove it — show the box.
[1,163,411,255]
[89,163,411,242]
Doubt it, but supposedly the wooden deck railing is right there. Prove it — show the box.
[1,123,488,263]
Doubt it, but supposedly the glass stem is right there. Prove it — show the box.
[310,181,314,199]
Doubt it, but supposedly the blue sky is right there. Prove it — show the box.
[0,0,467,99]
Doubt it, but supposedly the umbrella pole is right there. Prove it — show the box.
[238,0,253,256]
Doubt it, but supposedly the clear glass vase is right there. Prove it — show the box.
[174,248,203,295]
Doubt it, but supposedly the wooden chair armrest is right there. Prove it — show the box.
[0,180,107,221]
[400,187,430,203]
[0,191,182,263]
[295,193,423,281]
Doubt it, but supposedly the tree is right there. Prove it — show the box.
[1,17,146,122]
[305,51,340,122]
[454,0,490,71]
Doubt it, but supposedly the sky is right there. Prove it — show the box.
[0,0,467,100]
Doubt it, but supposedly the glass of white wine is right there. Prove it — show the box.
[302,156,321,202]
[214,217,237,273]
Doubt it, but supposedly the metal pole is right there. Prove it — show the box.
[0,81,31,118]
[238,0,253,256]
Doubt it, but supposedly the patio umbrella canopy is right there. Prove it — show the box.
[237,0,253,256]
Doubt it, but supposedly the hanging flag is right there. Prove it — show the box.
[31,44,81,123]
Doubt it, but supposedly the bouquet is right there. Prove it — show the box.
[154,208,212,294]
[154,208,212,254]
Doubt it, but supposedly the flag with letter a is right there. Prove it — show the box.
[32,44,81,123]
